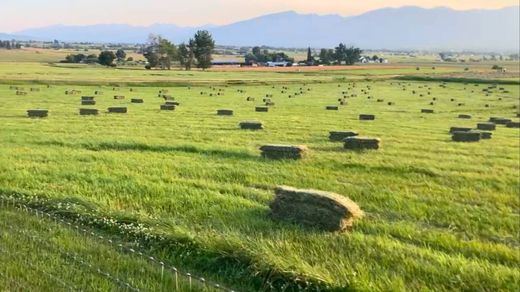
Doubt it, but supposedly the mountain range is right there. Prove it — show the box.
[4,6,520,51]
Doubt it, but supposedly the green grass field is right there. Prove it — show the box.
[1,58,519,291]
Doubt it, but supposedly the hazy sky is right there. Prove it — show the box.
[1,0,518,32]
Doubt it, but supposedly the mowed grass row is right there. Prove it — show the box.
[0,78,519,290]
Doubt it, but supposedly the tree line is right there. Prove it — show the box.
[61,30,215,69]
[61,49,129,66]
[143,30,215,70]
[244,43,362,66]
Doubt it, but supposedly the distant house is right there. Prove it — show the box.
[266,61,290,67]
[211,60,242,66]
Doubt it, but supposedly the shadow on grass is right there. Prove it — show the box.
[36,140,260,161]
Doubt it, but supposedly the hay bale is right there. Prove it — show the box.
[81,96,95,101]
[27,109,48,118]
[260,144,307,159]
[506,121,520,128]
[376,99,384,102]
[329,131,358,141]
[458,114,472,119]
[458,103,465,106]
[269,186,363,232]
[163,95,174,100]
[246,97,255,101]
[113,95,125,100]
[256,106,269,112]
[489,117,512,125]
[359,114,375,120]
[452,131,480,142]
[79,108,99,116]
[479,131,492,139]
[343,137,380,150]
[387,102,394,106]
[108,107,127,113]
[131,98,144,103]
[421,109,434,113]
[449,127,472,133]
[160,104,175,111]
[165,101,180,106]
[81,100,96,105]
[94,90,103,95]
[326,106,339,110]
[217,109,233,116]
[265,101,275,106]
[477,123,496,131]
[30,88,40,92]
[239,121,263,130]
[16,91,27,96]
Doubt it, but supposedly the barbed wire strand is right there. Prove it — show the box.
[0,224,141,292]
[1,197,237,292]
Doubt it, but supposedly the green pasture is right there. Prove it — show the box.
[0,67,519,291]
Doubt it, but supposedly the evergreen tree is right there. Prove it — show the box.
[306,47,313,65]
[192,30,215,70]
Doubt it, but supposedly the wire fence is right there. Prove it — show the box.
[0,196,237,292]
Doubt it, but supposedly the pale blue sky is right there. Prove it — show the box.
[1,0,517,32]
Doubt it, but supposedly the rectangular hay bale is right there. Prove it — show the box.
[256,106,269,112]
[27,109,48,118]
[217,109,233,116]
[239,121,263,130]
[359,114,375,120]
[270,186,363,232]
[452,131,481,142]
[343,137,380,150]
[160,104,175,111]
[477,123,496,131]
[260,144,307,159]
[108,107,127,113]
[79,108,99,116]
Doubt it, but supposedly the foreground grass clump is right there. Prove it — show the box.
[0,65,519,291]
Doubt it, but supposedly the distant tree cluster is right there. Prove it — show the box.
[314,43,362,65]
[61,51,118,66]
[143,30,215,70]
[245,46,295,64]
[0,40,21,49]
[62,53,98,64]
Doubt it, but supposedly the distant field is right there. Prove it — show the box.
[1,61,519,290]
[0,48,146,63]
[2,61,519,88]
